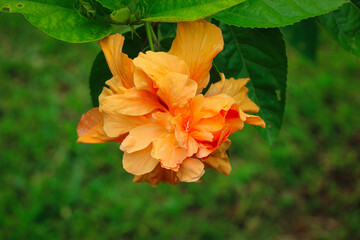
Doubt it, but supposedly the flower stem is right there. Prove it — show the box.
[145,22,155,52]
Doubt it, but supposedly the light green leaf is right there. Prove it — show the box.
[213,0,348,28]
[319,0,360,57]
[95,0,130,10]
[142,0,246,22]
[214,24,287,145]
[281,18,319,61]
[0,0,112,43]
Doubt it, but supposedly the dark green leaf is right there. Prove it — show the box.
[89,51,112,107]
[142,0,246,22]
[319,0,360,57]
[214,24,287,145]
[0,0,112,43]
[281,18,319,61]
[213,0,348,28]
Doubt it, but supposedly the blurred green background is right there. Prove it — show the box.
[0,13,359,240]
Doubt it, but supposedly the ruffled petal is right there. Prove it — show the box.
[177,158,204,182]
[120,123,167,153]
[151,133,187,170]
[133,163,180,186]
[123,145,159,175]
[103,112,149,137]
[133,51,189,85]
[77,108,120,143]
[98,34,134,88]
[244,113,266,128]
[204,140,232,176]
[169,20,223,92]
[157,72,197,111]
[134,68,155,93]
[100,88,165,116]
[206,73,260,113]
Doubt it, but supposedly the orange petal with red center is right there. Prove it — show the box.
[201,94,236,118]
[103,112,149,137]
[152,133,187,170]
[177,158,204,182]
[169,20,223,92]
[133,51,189,85]
[120,123,167,153]
[123,145,159,175]
[205,140,232,176]
[77,108,119,143]
[101,88,165,116]
[98,34,134,88]
[157,72,197,111]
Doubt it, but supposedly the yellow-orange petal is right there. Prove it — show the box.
[151,133,187,170]
[123,145,159,175]
[205,140,232,176]
[103,112,149,137]
[157,72,197,111]
[206,73,260,113]
[104,76,127,94]
[133,51,190,85]
[120,123,167,153]
[244,113,266,128]
[77,108,118,143]
[177,158,204,182]
[98,34,134,88]
[134,68,155,93]
[169,20,223,92]
[100,88,165,116]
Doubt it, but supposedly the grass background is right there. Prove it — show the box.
[0,13,359,240]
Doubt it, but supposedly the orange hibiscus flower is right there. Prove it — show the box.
[77,20,265,186]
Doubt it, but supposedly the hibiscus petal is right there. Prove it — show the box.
[244,113,266,128]
[152,133,187,170]
[177,158,204,182]
[134,68,155,93]
[103,112,149,137]
[133,163,180,186]
[201,94,236,118]
[120,123,167,153]
[206,73,259,113]
[169,20,223,92]
[157,72,197,111]
[98,34,134,88]
[133,51,189,85]
[123,146,159,175]
[77,108,119,143]
[205,140,232,176]
[101,88,165,116]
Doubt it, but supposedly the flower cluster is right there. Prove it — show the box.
[77,20,265,186]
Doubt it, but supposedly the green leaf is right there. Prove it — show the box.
[214,24,287,145]
[319,0,360,57]
[142,0,246,22]
[281,18,319,61]
[213,0,348,28]
[89,51,112,107]
[0,0,112,43]
[95,0,130,10]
